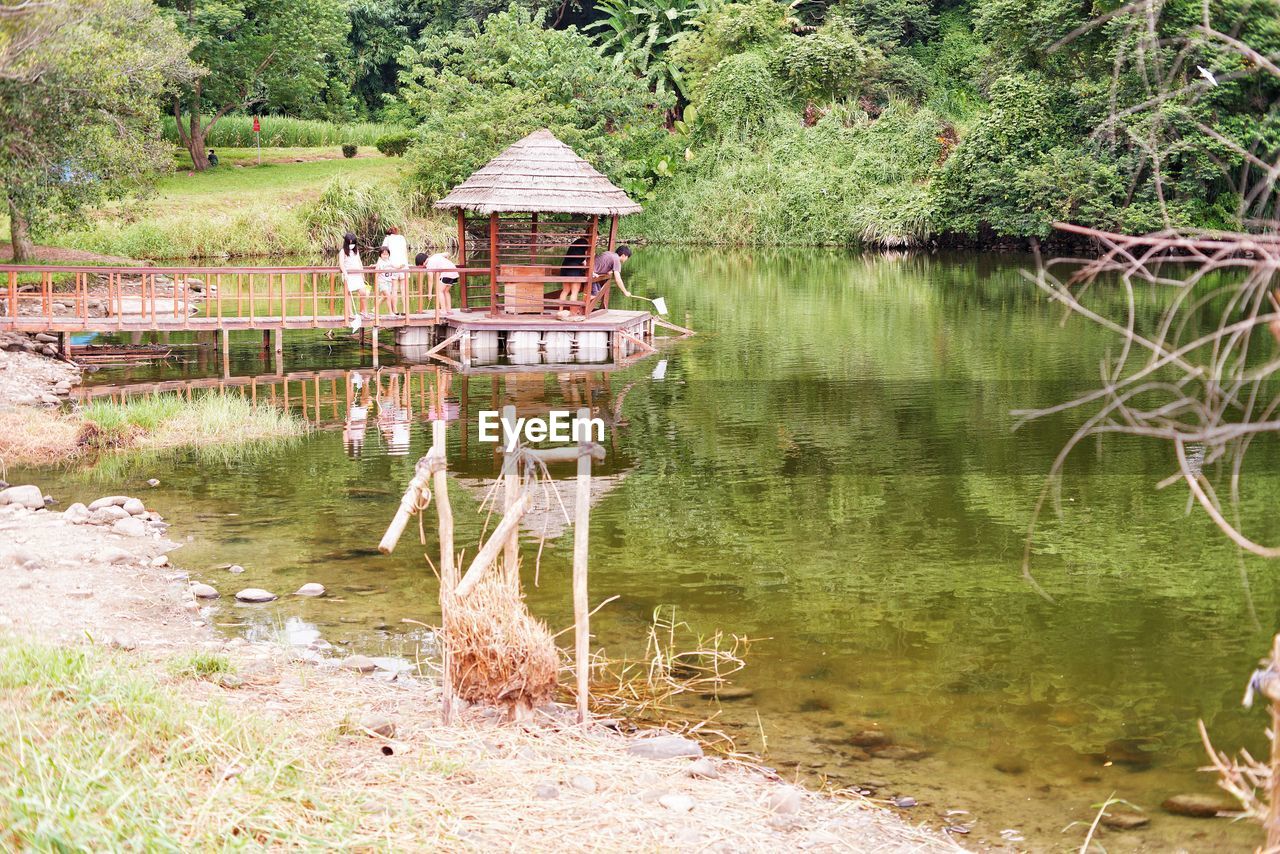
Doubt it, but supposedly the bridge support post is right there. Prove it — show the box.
[56,332,67,360]
[220,328,230,379]
[371,326,380,368]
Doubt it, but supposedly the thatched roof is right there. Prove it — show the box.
[434,130,642,216]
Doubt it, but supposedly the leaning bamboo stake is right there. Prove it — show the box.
[501,404,520,591]
[454,491,532,599]
[572,405,593,724]
[378,450,442,554]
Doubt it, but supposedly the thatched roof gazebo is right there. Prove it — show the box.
[434,130,642,318]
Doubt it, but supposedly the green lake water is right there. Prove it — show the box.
[20,248,1280,850]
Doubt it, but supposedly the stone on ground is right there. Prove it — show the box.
[63,502,90,524]
[88,495,130,511]
[92,506,131,524]
[768,787,805,815]
[626,734,703,759]
[535,783,559,800]
[357,712,395,738]
[122,498,146,516]
[686,757,720,779]
[191,583,219,599]
[570,774,598,794]
[340,655,377,673]
[0,485,45,510]
[658,793,694,812]
[112,517,148,538]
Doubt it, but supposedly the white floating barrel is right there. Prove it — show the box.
[544,331,574,360]
[577,331,607,351]
[509,330,541,353]
[473,330,499,352]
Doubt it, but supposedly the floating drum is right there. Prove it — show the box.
[544,331,573,361]
[577,331,607,351]
[508,331,541,354]
[473,330,499,352]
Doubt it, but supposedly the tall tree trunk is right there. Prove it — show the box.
[182,82,211,171]
[8,196,35,263]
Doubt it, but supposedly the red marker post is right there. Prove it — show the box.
[253,116,261,165]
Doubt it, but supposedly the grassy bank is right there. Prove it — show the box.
[49,149,452,261]
[0,641,370,848]
[0,394,306,470]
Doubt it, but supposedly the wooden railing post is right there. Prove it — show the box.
[488,213,499,317]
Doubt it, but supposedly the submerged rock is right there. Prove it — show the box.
[1101,811,1150,830]
[872,744,929,761]
[849,729,891,748]
[1162,794,1235,818]
[234,588,277,603]
[626,734,703,759]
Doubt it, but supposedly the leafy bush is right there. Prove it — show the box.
[375,131,412,156]
[668,0,795,100]
[698,52,784,140]
[341,143,358,158]
[302,175,451,252]
[774,21,875,102]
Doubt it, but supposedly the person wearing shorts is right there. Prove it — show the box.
[418,251,459,314]
[374,246,398,315]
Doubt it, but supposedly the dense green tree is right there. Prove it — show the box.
[159,0,348,170]
[396,7,669,199]
[0,0,194,260]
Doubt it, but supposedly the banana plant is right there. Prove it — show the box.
[587,0,714,102]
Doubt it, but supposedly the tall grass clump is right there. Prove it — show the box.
[59,206,311,260]
[304,176,454,252]
[161,115,402,148]
[79,393,307,455]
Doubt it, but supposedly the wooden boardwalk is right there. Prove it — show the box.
[1,263,668,366]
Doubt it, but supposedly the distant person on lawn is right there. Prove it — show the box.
[338,232,368,333]
[207,150,219,167]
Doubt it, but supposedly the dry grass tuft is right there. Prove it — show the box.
[0,407,82,471]
[446,572,559,718]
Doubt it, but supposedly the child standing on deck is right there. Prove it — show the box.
[374,246,398,316]
[339,233,369,334]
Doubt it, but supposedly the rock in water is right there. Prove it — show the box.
[122,498,146,516]
[1101,811,1150,830]
[147,479,160,487]
[113,517,148,538]
[1162,794,1235,818]
[191,583,219,599]
[294,582,325,596]
[849,729,891,748]
[235,588,277,603]
[626,734,703,759]
[0,485,45,510]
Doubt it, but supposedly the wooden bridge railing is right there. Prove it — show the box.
[2,262,616,332]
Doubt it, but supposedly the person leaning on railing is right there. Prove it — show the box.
[416,251,458,315]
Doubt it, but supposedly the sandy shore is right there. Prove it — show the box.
[0,492,954,851]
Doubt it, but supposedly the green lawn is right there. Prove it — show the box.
[48,148,410,261]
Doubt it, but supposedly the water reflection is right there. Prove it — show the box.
[24,249,1279,850]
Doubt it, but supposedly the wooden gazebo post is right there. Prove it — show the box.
[488,213,499,318]
[455,210,467,311]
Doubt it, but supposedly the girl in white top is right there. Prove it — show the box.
[381,226,409,313]
[338,233,368,333]
[418,251,458,314]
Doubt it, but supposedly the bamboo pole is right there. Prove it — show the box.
[508,444,605,464]
[378,450,443,554]
[501,404,520,590]
[432,415,457,724]
[454,492,532,599]
[573,405,593,724]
